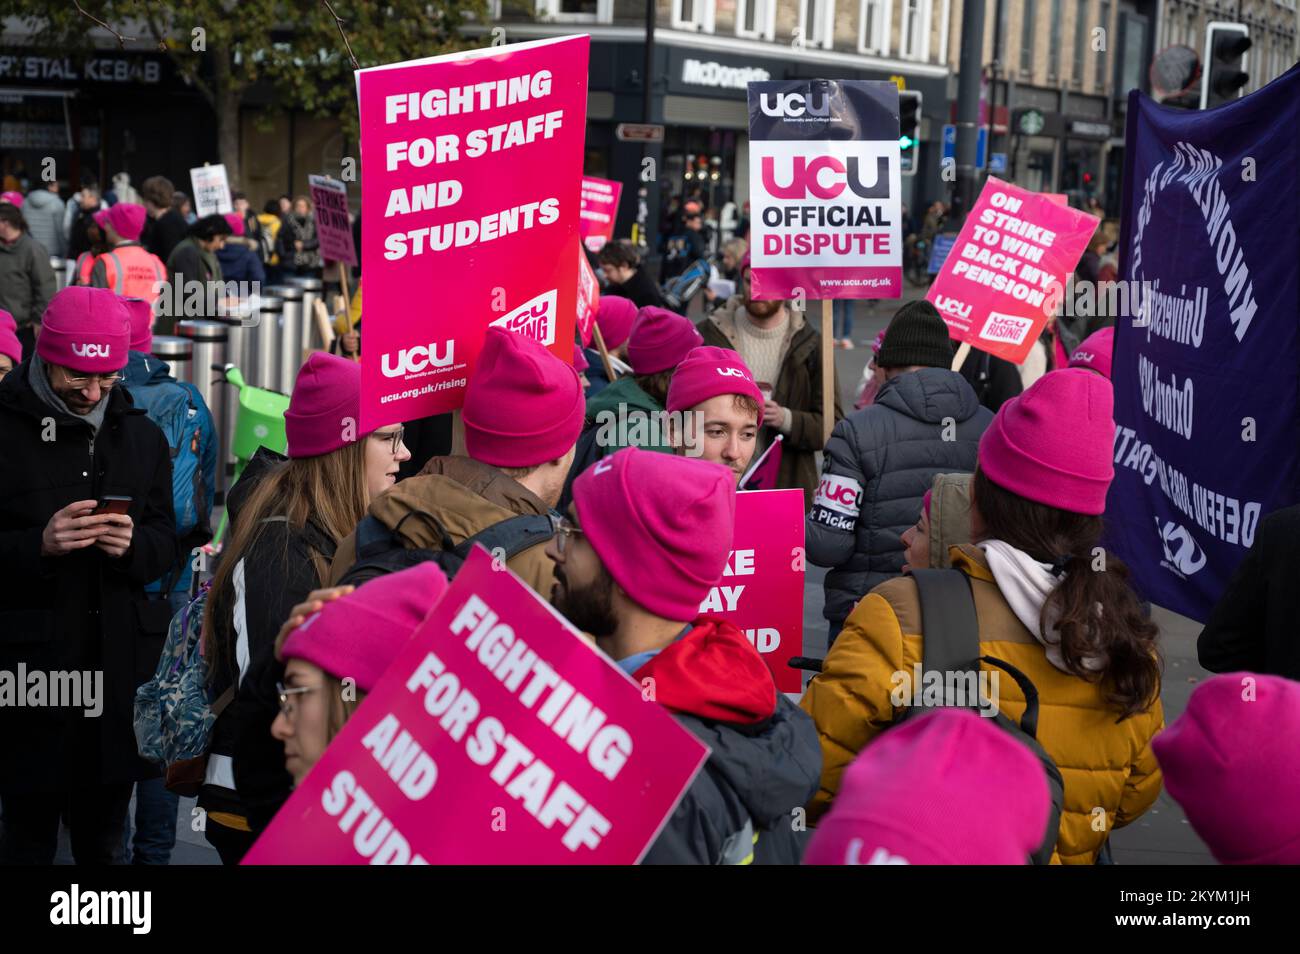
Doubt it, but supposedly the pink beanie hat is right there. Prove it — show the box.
[627,306,704,375]
[0,191,23,207]
[0,309,14,332]
[978,368,1114,515]
[573,447,736,621]
[1068,326,1114,380]
[284,352,368,458]
[1152,672,1300,865]
[280,563,449,692]
[223,212,246,237]
[37,287,129,373]
[804,709,1051,865]
[0,324,21,364]
[93,202,147,241]
[595,295,638,350]
[571,345,589,373]
[921,489,932,519]
[122,297,153,353]
[666,346,763,417]
[463,327,584,468]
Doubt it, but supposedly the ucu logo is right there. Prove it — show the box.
[1072,350,1095,363]
[71,342,111,358]
[716,367,747,379]
[934,295,971,319]
[760,155,889,200]
[381,341,455,378]
[759,92,830,119]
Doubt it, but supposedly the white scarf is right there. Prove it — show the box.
[978,539,1108,674]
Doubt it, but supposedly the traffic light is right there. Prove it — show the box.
[899,91,922,176]
[1201,22,1251,109]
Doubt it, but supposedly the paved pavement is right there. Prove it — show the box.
[66,282,1212,864]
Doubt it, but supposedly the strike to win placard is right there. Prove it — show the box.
[926,178,1098,364]
[697,489,805,694]
[189,163,231,217]
[747,80,902,301]
[242,548,709,865]
[309,174,358,266]
[355,36,589,429]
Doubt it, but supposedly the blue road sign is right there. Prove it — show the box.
[989,152,1007,173]
[941,124,987,169]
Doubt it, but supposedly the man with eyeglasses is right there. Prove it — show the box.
[0,286,179,864]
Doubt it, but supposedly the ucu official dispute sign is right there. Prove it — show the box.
[747,79,902,301]
[356,36,587,428]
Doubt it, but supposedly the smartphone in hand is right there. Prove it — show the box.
[92,495,133,516]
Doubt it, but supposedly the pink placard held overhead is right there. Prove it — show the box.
[355,36,589,429]
[242,547,709,865]
[579,176,622,253]
[697,489,805,695]
[926,178,1098,365]
[309,175,358,266]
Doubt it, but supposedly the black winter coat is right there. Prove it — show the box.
[0,360,178,793]
[807,367,992,627]
[642,697,821,864]
[1198,504,1300,681]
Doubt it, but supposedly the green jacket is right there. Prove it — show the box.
[0,233,57,328]
[582,374,673,456]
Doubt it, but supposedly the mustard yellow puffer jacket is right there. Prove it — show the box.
[800,544,1164,864]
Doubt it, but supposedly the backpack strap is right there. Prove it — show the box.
[451,513,557,563]
[912,568,981,679]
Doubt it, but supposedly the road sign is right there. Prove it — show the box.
[616,123,665,142]
[989,152,1007,173]
[941,124,987,169]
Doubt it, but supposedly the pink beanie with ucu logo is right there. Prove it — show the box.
[666,346,764,417]
[37,287,129,373]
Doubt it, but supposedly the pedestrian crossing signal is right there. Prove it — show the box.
[899,91,922,177]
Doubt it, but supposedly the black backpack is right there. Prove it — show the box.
[337,511,558,587]
[902,568,1067,866]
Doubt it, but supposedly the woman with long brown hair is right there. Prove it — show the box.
[801,368,1164,863]
[197,352,409,864]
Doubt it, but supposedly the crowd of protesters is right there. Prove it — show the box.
[0,172,1295,870]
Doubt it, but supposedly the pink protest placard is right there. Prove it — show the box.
[579,176,622,253]
[356,36,589,429]
[242,547,708,865]
[698,489,805,694]
[309,174,358,266]
[576,247,600,347]
[926,178,1098,365]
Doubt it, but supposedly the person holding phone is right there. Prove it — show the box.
[0,287,179,864]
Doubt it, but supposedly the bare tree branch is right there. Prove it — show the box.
[141,8,216,107]
[322,0,361,71]
[72,0,136,48]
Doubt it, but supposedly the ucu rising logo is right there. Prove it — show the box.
[71,342,111,358]
[1156,518,1207,577]
[933,295,971,320]
[381,341,455,378]
[761,155,889,200]
[759,92,830,119]
[716,367,747,379]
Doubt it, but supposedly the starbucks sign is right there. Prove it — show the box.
[1018,108,1046,135]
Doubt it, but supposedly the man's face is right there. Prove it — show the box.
[601,262,633,285]
[80,191,99,210]
[234,198,249,215]
[0,221,19,244]
[0,355,13,382]
[742,269,782,319]
[681,395,758,481]
[545,505,619,638]
[685,214,702,231]
[48,362,121,415]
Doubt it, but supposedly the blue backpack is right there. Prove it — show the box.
[133,582,234,768]
[132,377,210,538]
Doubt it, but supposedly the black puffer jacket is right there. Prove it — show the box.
[807,367,992,628]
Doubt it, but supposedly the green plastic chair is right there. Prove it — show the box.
[212,365,290,545]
